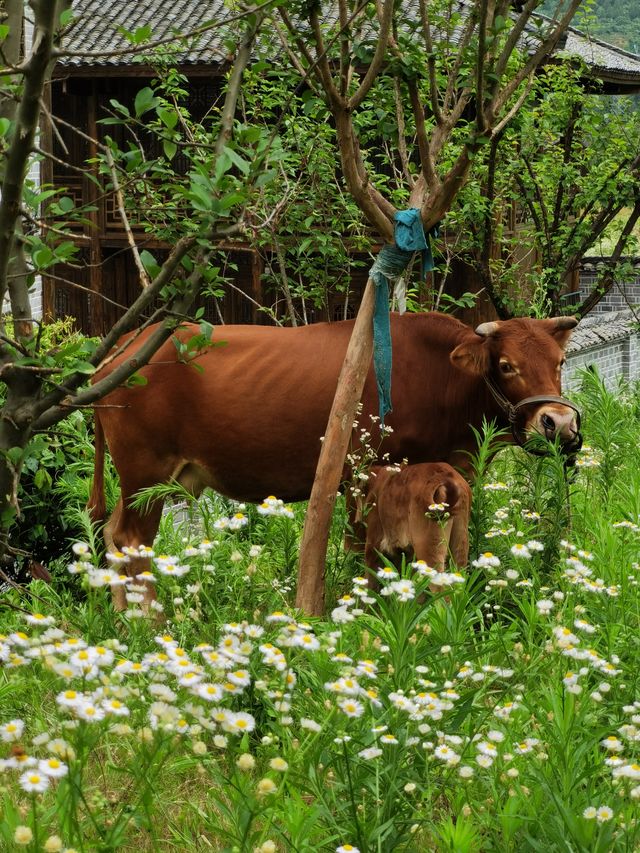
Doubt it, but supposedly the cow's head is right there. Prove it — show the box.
[450,316,582,455]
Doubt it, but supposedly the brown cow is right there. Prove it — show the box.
[88,312,581,609]
[359,462,472,577]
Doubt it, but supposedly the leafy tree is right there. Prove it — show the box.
[448,61,640,317]
[239,62,372,324]
[275,0,584,613]
[0,1,273,566]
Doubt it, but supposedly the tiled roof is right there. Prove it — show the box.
[60,0,229,67]
[59,0,640,84]
[561,27,640,82]
[566,309,637,353]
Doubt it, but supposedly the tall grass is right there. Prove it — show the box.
[0,373,639,851]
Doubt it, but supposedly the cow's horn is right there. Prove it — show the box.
[475,321,500,337]
[550,315,578,330]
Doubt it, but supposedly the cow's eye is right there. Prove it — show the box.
[499,361,514,375]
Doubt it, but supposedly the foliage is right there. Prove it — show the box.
[542,0,640,52]
[1,380,640,849]
[239,63,372,323]
[446,59,640,317]
[0,320,115,579]
[0,2,272,569]
[272,0,586,319]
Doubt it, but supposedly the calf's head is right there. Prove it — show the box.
[450,317,582,455]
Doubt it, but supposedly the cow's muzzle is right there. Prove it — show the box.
[484,376,583,457]
[510,395,583,457]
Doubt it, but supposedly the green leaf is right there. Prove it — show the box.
[255,169,276,188]
[59,8,75,27]
[32,246,55,269]
[132,25,152,44]
[188,183,214,212]
[223,145,250,176]
[493,14,507,32]
[73,361,96,375]
[134,87,158,117]
[158,107,179,130]
[125,372,148,387]
[218,192,246,210]
[34,468,52,491]
[139,250,161,278]
[6,447,23,465]
[199,320,214,341]
[57,196,74,213]
[108,99,130,118]
[0,118,10,137]
[116,24,152,45]
[241,126,263,144]
[163,139,177,160]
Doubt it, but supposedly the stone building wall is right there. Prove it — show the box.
[563,309,640,391]
[578,259,640,315]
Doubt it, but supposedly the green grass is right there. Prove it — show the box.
[1,370,640,852]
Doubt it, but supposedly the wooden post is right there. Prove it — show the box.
[296,276,376,615]
[86,80,104,336]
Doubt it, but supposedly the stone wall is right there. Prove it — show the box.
[579,258,640,315]
[563,309,640,391]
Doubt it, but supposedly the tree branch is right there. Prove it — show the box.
[105,146,150,289]
[348,0,394,110]
[408,78,439,193]
[0,0,59,316]
[577,199,640,317]
[491,0,540,98]
[392,77,415,189]
[338,0,351,99]
[476,0,490,134]
[215,6,265,156]
[309,6,344,108]
[487,1,582,123]
[417,0,441,124]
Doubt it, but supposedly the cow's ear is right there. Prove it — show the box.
[450,337,489,375]
[542,316,578,350]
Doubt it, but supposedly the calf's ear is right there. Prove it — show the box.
[450,336,489,375]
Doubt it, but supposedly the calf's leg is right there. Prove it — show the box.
[104,496,164,612]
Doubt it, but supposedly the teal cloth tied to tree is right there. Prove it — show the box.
[370,208,438,423]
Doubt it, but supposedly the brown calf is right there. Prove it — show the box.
[360,463,471,575]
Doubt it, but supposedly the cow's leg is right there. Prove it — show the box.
[412,516,454,573]
[344,489,367,554]
[411,511,455,597]
[448,510,470,569]
[105,497,164,612]
[362,510,384,592]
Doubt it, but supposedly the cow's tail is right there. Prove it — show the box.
[434,479,460,511]
[87,414,107,526]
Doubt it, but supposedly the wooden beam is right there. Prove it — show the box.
[250,248,262,324]
[86,79,104,335]
[40,81,55,321]
[295,277,376,615]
